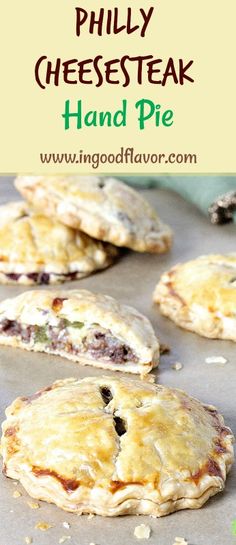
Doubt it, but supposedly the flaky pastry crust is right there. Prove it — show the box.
[0,201,117,284]
[15,176,173,253]
[1,376,234,517]
[154,254,236,340]
[0,289,159,374]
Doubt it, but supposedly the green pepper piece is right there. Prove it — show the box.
[34,326,49,344]
[62,319,84,329]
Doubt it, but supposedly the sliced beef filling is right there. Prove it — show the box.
[3,271,80,284]
[83,331,135,363]
[0,320,137,364]
[0,319,22,336]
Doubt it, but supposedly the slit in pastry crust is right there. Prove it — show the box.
[1,376,234,517]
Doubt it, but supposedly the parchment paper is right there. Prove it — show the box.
[0,178,235,545]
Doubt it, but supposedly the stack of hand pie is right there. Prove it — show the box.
[0,174,172,376]
[0,175,172,285]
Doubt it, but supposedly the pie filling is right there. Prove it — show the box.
[2,272,80,284]
[0,319,137,365]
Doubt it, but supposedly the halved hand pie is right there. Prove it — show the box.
[15,175,173,253]
[154,254,236,340]
[0,289,159,374]
[1,376,234,516]
[0,201,117,285]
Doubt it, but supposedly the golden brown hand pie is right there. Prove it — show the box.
[1,376,234,517]
[14,176,172,253]
[0,201,117,285]
[154,254,236,340]
[0,289,159,374]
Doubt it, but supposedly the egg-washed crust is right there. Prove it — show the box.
[0,201,117,285]
[0,289,159,374]
[14,176,173,253]
[154,254,236,341]
[1,376,234,517]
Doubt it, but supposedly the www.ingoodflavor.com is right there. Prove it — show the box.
[39,147,197,170]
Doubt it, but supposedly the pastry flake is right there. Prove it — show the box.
[134,524,151,539]
[0,201,117,285]
[0,289,159,374]
[1,376,234,517]
[14,176,172,253]
[154,254,236,341]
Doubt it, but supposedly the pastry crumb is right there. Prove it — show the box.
[59,536,71,544]
[87,513,95,520]
[205,356,227,365]
[12,490,22,498]
[25,537,33,544]
[134,524,151,539]
[173,537,188,545]
[62,521,70,529]
[35,521,54,531]
[28,501,40,509]
[172,362,183,371]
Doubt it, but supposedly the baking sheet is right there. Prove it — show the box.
[0,178,235,545]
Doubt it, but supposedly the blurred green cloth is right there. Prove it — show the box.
[120,176,236,220]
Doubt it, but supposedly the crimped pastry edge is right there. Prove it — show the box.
[154,268,236,341]
[15,177,173,253]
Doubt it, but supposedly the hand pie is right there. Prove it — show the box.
[14,175,173,253]
[154,254,236,340]
[1,376,234,517]
[0,201,116,285]
[0,289,159,374]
